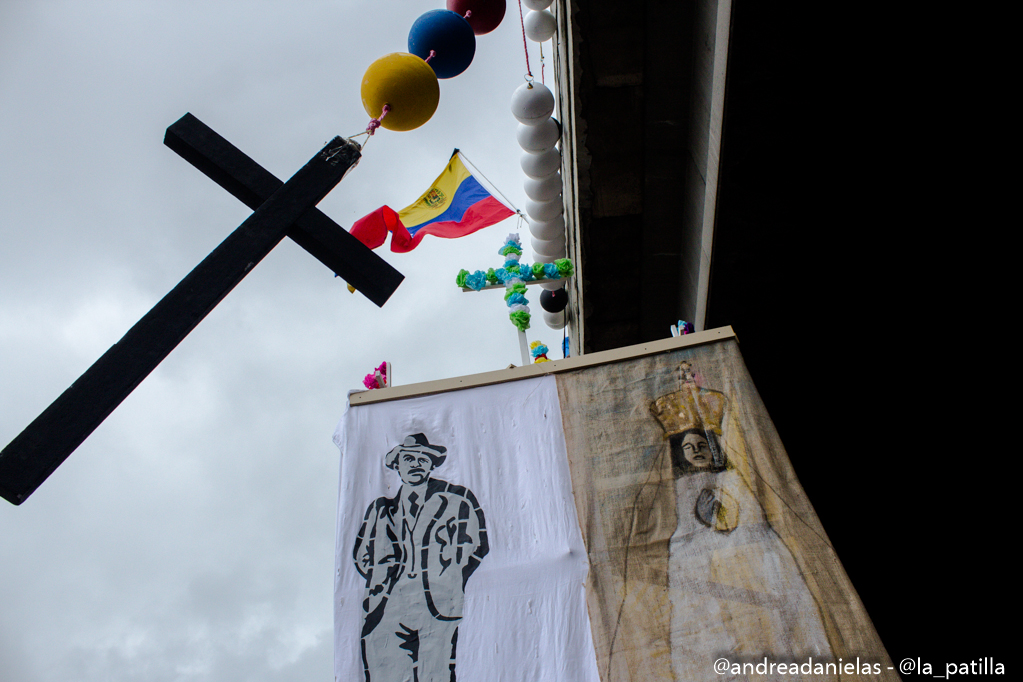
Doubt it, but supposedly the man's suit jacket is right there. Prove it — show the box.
[353,478,489,633]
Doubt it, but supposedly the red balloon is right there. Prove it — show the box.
[446,0,506,35]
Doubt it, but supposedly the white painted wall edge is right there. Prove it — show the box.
[694,0,734,331]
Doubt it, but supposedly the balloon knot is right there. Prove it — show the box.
[464,10,472,19]
[425,49,436,64]
[366,104,391,135]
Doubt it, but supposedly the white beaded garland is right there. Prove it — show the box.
[508,47,571,313]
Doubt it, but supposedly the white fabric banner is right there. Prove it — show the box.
[333,375,599,682]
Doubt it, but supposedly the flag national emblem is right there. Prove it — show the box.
[349,150,514,253]
[424,188,446,208]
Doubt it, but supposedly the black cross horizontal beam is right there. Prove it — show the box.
[0,134,362,505]
[164,113,403,307]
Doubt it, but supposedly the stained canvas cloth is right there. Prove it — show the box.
[333,376,600,682]
[556,340,895,681]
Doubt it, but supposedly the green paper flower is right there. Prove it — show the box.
[509,310,531,331]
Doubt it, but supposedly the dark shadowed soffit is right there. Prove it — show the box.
[560,0,730,354]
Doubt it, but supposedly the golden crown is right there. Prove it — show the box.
[650,363,726,437]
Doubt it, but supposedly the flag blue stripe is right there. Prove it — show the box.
[406,175,491,236]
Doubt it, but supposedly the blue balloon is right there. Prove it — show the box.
[408,10,476,79]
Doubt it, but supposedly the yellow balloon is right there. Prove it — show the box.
[361,53,440,132]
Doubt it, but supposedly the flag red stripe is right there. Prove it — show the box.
[390,197,514,253]
[349,206,402,250]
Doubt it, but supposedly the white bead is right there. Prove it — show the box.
[520,148,561,179]
[524,10,557,42]
[531,234,567,258]
[510,82,555,125]
[516,119,561,153]
[533,252,557,263]
[525,196,564,222]
[528,214,565,241]
[524,172,563,202]
[544,309,567,329]
[523,0,553,11]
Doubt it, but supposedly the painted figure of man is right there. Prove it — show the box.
[353,433,489,682]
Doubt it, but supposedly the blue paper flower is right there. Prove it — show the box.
[543,263,561,279]
[506,292,528,307]
[465,270,488,291]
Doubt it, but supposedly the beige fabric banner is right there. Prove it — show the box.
[555,339,894,681]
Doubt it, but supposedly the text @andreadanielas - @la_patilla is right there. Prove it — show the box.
[713,656,1007,677]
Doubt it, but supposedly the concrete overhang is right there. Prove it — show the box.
[551,0,732,354]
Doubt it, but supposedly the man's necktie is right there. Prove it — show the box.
[408,491,420,520]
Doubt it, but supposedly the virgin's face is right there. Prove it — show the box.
[680,432,713,469]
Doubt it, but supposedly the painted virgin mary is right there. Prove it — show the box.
[650,363,833,680]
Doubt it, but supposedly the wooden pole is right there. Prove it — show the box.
[518,329,531,367]
[0,135,361,505]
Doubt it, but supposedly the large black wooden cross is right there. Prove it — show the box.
[0,114,403,505]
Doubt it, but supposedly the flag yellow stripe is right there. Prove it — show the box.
[397,154,474,227]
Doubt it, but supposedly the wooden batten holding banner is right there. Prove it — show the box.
[334,327,895,681]
[349,327,738,405]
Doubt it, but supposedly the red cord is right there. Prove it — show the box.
[516,0,532,78]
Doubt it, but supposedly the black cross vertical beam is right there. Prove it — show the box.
[0,133,361,505]
[164,113,403,306]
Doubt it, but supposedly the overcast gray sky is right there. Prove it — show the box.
[0,2,562,679]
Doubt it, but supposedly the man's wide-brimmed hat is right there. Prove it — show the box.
[384,433,448,470]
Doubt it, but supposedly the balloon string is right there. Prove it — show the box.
[366,104,391,136]
[516,0,532,79]
[540,42,545,84]
[464,10,472,19]
[425,49,436,64]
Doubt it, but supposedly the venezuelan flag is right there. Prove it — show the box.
[350,151,514,253]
